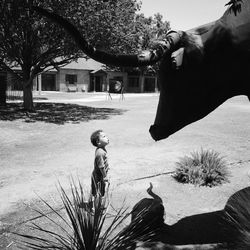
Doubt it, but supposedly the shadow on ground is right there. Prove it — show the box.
[133,186,250,249]
[0,103,126,124]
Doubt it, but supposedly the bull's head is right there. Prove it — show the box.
[150,2,250,140]
[34,3,250,141]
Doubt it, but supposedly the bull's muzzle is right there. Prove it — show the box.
[149,125,170,141]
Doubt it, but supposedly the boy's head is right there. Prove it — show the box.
[90,130,109,148]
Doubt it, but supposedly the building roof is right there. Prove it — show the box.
[61,58,105,71]
[90,69,107,74]
[5,57,110,73]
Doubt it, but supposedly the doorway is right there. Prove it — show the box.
[95,76,102,92]
[90,75,104,92]
[42,73,56,91]
[144,77,156,92]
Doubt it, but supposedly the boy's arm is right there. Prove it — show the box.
[96,151,108,181]
[100,167,108,181]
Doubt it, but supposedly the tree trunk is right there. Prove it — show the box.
[23,79,34,111]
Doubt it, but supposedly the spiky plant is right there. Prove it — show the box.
[173,149,230,187]
[17,179,162,249]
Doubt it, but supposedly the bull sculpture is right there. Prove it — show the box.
[34,1,250,141]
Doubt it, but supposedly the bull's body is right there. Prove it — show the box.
[34,1,250,140]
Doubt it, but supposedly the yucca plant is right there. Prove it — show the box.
[173,149,230,187]
[17,179,161,249]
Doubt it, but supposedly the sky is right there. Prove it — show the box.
[139,0,227,30]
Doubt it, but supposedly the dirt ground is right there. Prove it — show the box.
[0,92,250,249]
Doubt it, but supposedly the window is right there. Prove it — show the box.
[128,77,139,88]
[65,74,77,85]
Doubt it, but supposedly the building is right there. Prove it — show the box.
[2,58,158,94]
[35,58,158,93]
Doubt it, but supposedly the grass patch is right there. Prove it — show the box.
[173,149,230,187]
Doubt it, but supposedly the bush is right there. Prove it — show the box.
[173,149,230,187]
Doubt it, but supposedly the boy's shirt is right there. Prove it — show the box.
[93,147,109,182]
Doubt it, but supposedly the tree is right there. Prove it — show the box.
[0,0,142,110]
[135,13,170,50]
[0,0,82,110]
[126,13,170,80]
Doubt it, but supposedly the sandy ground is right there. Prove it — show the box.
[0,92,250,249]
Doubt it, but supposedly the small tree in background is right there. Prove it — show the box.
[173,148,230,187]
[135,13,170,50]
[119,13,170,83]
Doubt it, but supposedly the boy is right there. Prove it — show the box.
[90,130,109,197]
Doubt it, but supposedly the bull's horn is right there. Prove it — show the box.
[33,6,182,67]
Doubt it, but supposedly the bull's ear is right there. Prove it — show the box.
[171,47,184,70]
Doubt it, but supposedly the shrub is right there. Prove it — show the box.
[173,149,230,187]
[17,179,161,249]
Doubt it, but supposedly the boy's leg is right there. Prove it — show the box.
[100,180,105,197]
[90,176,98,212]
[91,175,97,197]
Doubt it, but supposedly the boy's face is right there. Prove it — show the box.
[97,132,109,147]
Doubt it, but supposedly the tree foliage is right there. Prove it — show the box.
[41,0,144,55]
[135,13,170,50]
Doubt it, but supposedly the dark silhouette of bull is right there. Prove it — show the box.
[33,1,250,141]
[130,184,250,248]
